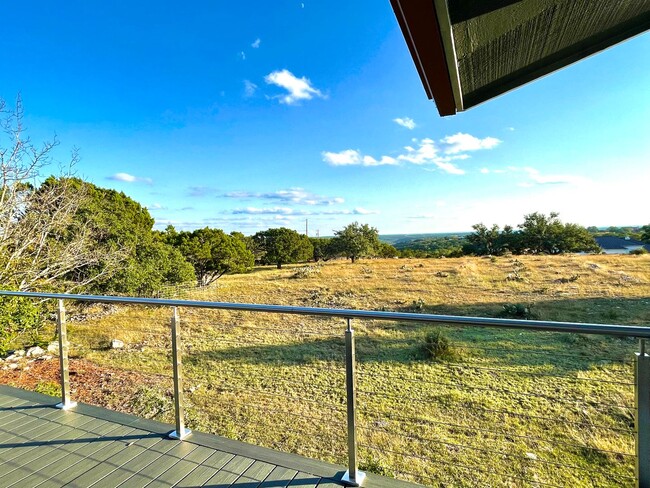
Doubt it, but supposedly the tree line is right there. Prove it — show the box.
[464,212,601,256]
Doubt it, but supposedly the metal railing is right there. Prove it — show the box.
[1,290,649,487]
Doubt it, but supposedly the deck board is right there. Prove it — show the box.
[0,384,414,488]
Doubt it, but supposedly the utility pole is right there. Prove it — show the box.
[305,219,309,236]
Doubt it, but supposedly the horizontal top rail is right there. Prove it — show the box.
[1,290,649,339]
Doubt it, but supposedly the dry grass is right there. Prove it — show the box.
[54,255,650,486]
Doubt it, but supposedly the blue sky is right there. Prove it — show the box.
[2,1,649,235]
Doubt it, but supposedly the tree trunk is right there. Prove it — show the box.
[277,262,282,269]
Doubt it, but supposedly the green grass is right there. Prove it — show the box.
[65,254,650,487]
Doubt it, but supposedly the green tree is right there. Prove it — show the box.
[641,225,650,243]
[168,227,254,286]
[518,212,598,254]
[377,242,399,258]
[108,237,195,295]
[467,223,501,255]
[310,237,334,262]
[44,177,196,294]
[331,222,380,263]
[253,228,313,269]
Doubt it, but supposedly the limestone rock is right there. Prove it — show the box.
[110,339,125,349]
[26,346,45,357]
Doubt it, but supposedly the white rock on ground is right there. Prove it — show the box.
[47,342,59,353]
[26,346,45,357]
[110,339,125,349]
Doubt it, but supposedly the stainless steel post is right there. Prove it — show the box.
[55,299,76,410]
[169,306,191,440]
[342,318,365,486]
[637,339,649,488]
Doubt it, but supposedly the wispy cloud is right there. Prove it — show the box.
[521,167,587,186]
[188,186,218,197]
[147,203,167,210]
[264,69,325,105]
[224,188,344,206]
[251,38,261,48]
[243,80,257,97]
[480,166,588,186]
[393,117,416,130]
[107,172,153,184]
[229,206,378,217]
[232,206,302,216]
[239,51,246,60]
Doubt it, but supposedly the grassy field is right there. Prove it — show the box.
[49,255,650,486]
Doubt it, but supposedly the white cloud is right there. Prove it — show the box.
[322,150,397,167]
[251,38,261,48]
[147,203,166,210]
[323,133,500,174]
[243,80,257,97]
[393,117,416,130]
[239,51,246,60]
[264,69,325,105]
[440,133,501,154]
[435,161,465,175]
[480,168,490,174]
[224,188,344,206]
[107,172,153,184]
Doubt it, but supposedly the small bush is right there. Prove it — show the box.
[410,298,425,312]
[424,329,456,361]
[500,303,538,320]
[630,248,648,255]
[290,264,322,279]
[34,381,61,398]
[555,274,579,283]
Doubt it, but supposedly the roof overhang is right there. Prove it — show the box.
[391,0,650,116]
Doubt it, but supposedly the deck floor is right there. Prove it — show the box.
[0,385,410,488]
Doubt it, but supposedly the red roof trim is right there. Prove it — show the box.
[390,0,456,116]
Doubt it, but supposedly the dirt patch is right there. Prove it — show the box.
[0,358,168,415]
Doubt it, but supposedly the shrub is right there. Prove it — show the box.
[410,298,425,312]
[630,248,648,255]
[500,303,538,320]
[0,296,45,355]
[424,329,456,361]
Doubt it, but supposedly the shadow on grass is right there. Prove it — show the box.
[184,296,646,373]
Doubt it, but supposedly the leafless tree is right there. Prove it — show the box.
[0,96,124,291]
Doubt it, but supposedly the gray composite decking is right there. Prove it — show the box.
[0,385,415,488]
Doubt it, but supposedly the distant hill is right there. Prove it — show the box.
[380,232,470,248]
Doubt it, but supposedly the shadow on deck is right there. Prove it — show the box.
[0,385,413,488]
